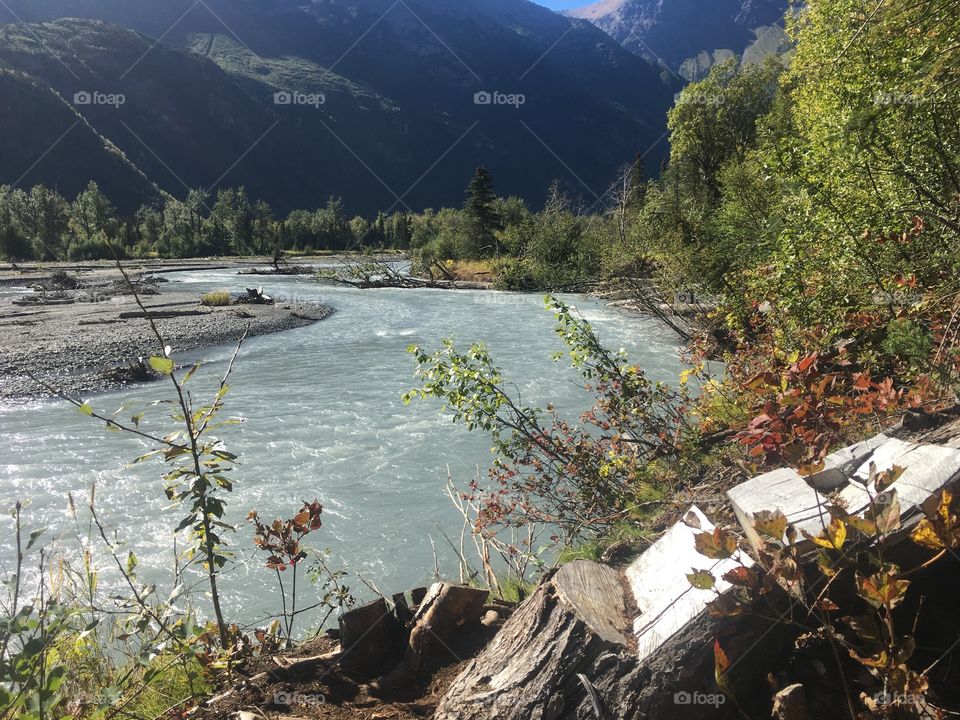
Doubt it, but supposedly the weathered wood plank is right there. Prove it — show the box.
[729,435,960,554]
[627,505,753,662]
[837,438,960,515]
[728,468,833,554]
[807,433,890,490]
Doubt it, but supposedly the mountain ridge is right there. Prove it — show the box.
[0,0,680,214]
[565,0,792,80]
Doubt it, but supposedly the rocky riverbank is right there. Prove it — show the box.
[0,259,334,402]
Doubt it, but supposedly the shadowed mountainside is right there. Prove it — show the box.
[0,0,681,214]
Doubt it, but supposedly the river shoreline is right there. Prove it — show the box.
[0,257,345,402]
[0,256,672,403]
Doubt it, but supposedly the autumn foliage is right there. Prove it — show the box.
[736,347,906,475]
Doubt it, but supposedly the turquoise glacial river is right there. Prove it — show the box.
[0,270,684,629]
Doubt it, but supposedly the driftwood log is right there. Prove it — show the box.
[324,256,491,290]
[118,309,204,319]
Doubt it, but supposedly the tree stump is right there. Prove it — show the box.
[338,598,402,676]
[433,559,786,720]
[432,560,631,720]
[373,583,489,692]
[772,684,808,720]
[403,583,489,674]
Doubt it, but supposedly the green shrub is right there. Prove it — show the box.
[494,257,537,290]
[494,577,537,604]
[882,318,932,369]
[66,231,121,261]
[200,289,232,306]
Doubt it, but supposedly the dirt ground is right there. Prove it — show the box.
[198,623,501,720]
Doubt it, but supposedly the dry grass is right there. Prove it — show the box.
[441,259,497,282]
[200,289,232,306]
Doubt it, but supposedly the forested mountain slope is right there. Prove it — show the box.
[0,0,679,213]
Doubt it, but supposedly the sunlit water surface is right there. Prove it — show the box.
[0,270,684,629]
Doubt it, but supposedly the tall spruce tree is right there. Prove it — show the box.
[464,166,502,258]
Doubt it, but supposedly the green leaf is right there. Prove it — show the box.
[687,569,716,590]
[45,665,66,694]
[183,362,201,383]
[26,529,44,551]
[78,619,100,640]
[130,449,161,466]
[149,356,174,375]
[98,687,122,708]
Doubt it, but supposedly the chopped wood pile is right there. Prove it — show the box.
[200,583,511,719]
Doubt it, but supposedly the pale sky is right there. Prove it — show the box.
[534,0,586,10]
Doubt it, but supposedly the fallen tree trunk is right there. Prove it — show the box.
[332,275,454,289]
[118,309,205,319]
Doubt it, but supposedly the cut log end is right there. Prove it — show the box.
[433,560,630,720]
